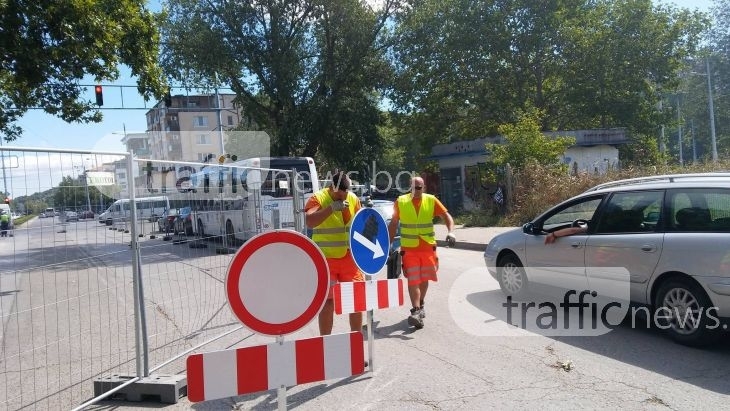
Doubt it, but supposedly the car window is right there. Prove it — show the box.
[669,188,730,232]
[595,191,663,234]
[542,197,602,229]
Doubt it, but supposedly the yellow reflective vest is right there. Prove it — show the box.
[311,189,358,258]
[397,193,436,248]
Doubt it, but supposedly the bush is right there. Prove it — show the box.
[503,160,730,226]
[453,209,501,227]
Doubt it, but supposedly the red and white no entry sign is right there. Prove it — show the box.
[225,230,329,336]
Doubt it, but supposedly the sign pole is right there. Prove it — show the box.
[367,308,374,372]
[348,209,391,376]
[276,335,287,411]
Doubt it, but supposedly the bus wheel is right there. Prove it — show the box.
[225,220,235,247]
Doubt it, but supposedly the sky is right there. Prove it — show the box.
[8,0,714,154]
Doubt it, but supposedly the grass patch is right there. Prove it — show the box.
[13,215,35,226]
[454,210,501,227]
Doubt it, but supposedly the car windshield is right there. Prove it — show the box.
[371,202,394,221]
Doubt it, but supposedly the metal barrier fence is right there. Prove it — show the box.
[0,149,308,410]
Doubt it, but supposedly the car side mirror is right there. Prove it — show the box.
[522,222,542,235]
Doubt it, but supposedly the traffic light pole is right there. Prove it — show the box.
[0,139,8,199]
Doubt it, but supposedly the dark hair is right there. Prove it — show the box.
[331,171,350,190]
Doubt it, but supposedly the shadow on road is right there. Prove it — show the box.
[465,289,730,395]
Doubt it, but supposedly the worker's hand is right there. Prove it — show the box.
[446,232,456,247]
[331,200,349,212]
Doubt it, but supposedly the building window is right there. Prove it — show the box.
[196,134,211,145]
[193,116,208,127]
[227,115,234,126]
[186,101,199,108]
[197,152,214,162]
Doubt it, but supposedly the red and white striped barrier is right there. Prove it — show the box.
[334,278,405,314]
[187,331,365,402]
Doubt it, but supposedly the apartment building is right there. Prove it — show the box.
[145,93,245,162]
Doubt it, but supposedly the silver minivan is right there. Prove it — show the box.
[484,173,730,346]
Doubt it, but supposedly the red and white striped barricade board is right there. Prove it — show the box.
[333,278,405,315]
[187,331,365,402]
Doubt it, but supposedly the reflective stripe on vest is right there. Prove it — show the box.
[311,189,358,258]
[397,193,436,247]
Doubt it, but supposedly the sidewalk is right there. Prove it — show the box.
[433,224,517,251]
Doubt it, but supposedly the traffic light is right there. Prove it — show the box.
[94,85,103,106]
[4,198,10,204]
[217,154,239,164]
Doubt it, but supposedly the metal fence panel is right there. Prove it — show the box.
[0,148,138,410]
[133,160,305,376]
[0,152,310,410]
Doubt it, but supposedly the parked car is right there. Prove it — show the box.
[158,208,178,233]
[156,207,194,236]
[79,210,95,219]
[484,173,730,346]
[368,199,401,279]
[175,206,194,236]
[63,210,79,222]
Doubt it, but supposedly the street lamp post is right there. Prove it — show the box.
[76,162,92,213]
[83,172,92,213]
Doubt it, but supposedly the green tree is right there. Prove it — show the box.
[487,109,575,171]
[558,1,708,136]
[54,176,87,209]
[161,0,403,171]
[389,0,707,162]
[0,0,167,141]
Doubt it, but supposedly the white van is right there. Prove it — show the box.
[98,196,170,225]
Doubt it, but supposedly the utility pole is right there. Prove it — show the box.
[658,99,666,157]
[691,119,697,163]
[707,58,718,162]
[215,74,225,156]
[0,139,7,199]
[677,94,683,166]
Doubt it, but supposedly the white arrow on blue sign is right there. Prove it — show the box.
[349,208,390,276]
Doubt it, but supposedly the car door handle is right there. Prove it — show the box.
[570,242,583,249]
[640,244,656,252]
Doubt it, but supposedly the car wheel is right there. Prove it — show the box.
[185,221,194,236]
[387,250,402,279]
[497,253,529,299]
[225,220,236,247]
[105,219,112,226]
[654,279,719,347]
[197,219,205,238]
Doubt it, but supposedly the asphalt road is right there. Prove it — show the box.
[88,246,730,410]
[0,219,730,410]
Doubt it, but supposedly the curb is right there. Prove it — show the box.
[435,240,485,252]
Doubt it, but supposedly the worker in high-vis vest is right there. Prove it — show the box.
[305,171,363,335]
[388,176,454,329]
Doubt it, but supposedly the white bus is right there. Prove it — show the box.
[98,196,171,226]
[191,157,319,244]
